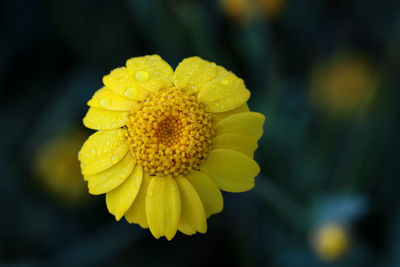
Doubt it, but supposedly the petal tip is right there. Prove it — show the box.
[166,233,177,241]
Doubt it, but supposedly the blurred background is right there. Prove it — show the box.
[1,0,400,266]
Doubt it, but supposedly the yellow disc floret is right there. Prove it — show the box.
[127,88,213,177]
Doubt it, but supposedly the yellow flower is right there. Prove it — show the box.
[312,223,350,261]
[34,129,88,204]
[219,0,248,22]
[310,55,377,117]
[219,0,285,23]
[78,55,265,240]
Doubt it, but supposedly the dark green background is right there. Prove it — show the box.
[1,0,400,266]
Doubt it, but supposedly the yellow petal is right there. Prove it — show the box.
[124,172,152,228]
[212,133,258,157]
[87,87,137,111]
[176,176,207,235]
[146,176,181,240]
[198,66,250,112]
[215,112,265,141]
[102,67,150,101]
[211,103,249,125]
[85,153,136,195]
[79,129,128,175]
[173,56,218,94]
[126,55,173,92]
[186,171,223,218]
[83,107,128,130]
[106,166,143,220]
[200,149,260,192]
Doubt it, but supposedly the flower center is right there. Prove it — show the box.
[126,88,213,177]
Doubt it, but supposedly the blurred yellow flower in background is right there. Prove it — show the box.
[79,55,265,240]
[34,129,88,204]
[310,55,377,118]
[219,0,285,23]
[312,222,350,261]
[260,0,285,19]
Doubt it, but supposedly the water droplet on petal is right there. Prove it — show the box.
[220,78,229,85]
[111,154,120,164]
[90,148,97,156]
[125,88,138,99]
[136,71,149,82]
[100,98,111,107]
[147,190,153,197]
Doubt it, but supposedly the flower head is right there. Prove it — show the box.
[78,55,265,240]
[312,222,350,261]
[310,55,377,118]
[219,0,285,23]
[35,129,88,204]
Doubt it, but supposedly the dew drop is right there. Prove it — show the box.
[136,71,149,82]
[125,88,138,99]
[100,98,111,107]
[111,154,120,164]
[147,190,153,197]
[90,148,97,156]
[220,78,229,85]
